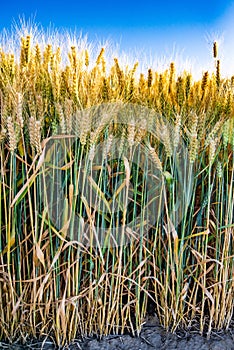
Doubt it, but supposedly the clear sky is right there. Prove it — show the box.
[1,0,234,77]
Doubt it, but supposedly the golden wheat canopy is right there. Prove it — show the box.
[0,28,233,347]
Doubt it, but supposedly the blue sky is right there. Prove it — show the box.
[1,0,234,77]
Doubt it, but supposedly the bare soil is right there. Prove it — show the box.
[1,316,234,350]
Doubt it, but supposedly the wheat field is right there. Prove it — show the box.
[0,26,233,346]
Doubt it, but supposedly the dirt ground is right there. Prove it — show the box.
[1,315,234,350]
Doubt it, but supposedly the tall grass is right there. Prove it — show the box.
[0,25,233,347]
